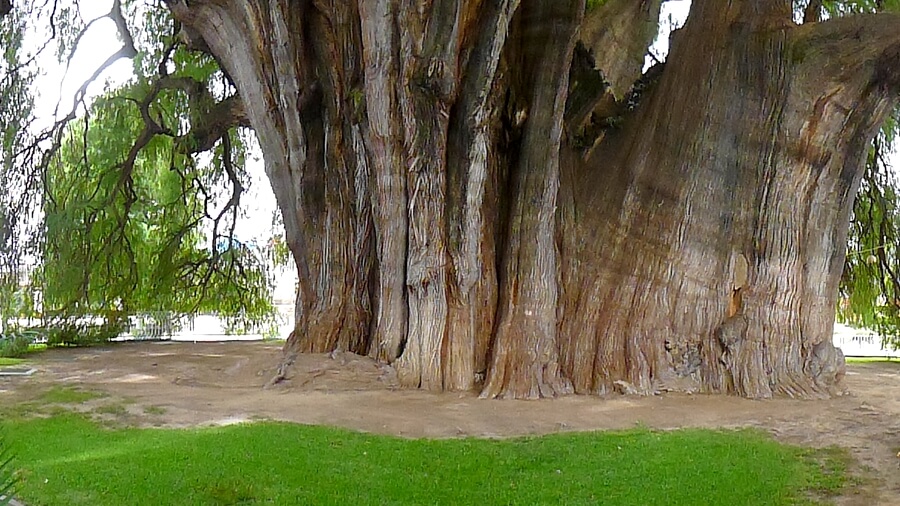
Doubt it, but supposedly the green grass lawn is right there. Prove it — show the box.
[0,357,25,367]
[0,414,846,506]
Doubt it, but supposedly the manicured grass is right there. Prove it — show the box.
[1,414,846,506]
[0,358,25,367]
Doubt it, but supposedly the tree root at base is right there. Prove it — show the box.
[265,352,297,389]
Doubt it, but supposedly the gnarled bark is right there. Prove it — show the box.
[560,3,899,398]
[164,0,900,399]
[480,0,583,399]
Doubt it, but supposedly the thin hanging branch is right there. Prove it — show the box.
[53,0,137,122]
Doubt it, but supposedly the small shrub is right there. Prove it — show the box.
[0,330,34,358]
[44,320,123,347]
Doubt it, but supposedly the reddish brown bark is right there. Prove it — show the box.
[479,0,583,399]
[559,3,899,397]
[443,0,519,391]
[165,0,900,398]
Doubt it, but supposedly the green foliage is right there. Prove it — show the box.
[821,0,900,15]
[0,2,38,331]
[2,414,848,506]
[0,2,280,333]
[35,5,278,329]
[840,109,900,349]
[41,321,123,347]
[0,329,34,358]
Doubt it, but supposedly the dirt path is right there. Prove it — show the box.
[2,341,899,504]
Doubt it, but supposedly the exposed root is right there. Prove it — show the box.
[264,352,297,389]
[613,380,643,395]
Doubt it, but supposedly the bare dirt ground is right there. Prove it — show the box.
[2,341,899,504]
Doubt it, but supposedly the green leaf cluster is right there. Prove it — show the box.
[0,3,38,331]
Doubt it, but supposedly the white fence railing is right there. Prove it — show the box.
[833,323,900,358]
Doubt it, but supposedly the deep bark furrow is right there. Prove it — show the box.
[305,5,374,354]
[444,0,519,390]
[390,0,458,388]
[481,0,583,399]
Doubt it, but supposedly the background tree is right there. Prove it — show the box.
[0,2,36,332]
[2,0,900,399]
[1,2,278,337]
[41,88,275,332]
[839,117,900,343]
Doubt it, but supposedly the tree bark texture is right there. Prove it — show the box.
[165,0,900,398]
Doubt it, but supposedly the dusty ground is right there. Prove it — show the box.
[1,341,899,504]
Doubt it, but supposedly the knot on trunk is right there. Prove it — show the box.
[661,339,702,393]
[716,314,749,367]
[665,338,701,376]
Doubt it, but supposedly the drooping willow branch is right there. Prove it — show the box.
[24,2,264,322]
[840,123,900,346]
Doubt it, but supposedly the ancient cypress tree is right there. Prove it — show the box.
[4,0,900,398]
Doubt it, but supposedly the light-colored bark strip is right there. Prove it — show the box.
[394,0,491,389]
[359,0,409,362]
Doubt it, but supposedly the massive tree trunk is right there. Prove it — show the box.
[166,0,900,399]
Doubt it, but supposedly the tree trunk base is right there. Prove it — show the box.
[265,331,301,388]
